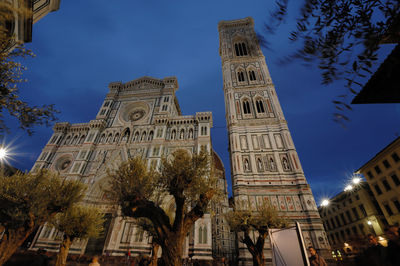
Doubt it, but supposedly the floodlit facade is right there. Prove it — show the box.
[318,182,387,258]
[356,137,400,226]
[29,76,230,260]
[5,0,60,48]
[218,17,330,265]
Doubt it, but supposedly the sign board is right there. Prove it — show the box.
[270,222,309,266]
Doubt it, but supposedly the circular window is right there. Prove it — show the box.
[55,155,73,172]
[60,160,71,170]
[129,110,146,121]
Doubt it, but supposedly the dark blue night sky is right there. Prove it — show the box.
[5,0,400,204]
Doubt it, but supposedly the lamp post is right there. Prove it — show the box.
[0,147,8,176]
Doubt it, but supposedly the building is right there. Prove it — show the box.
[218,17,330,264]
[319,182,387,258]
[4,0,60,48]
[356,137,400,226]
[29,76,230,260]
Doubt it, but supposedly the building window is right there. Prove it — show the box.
[351,226,358,236]
[237,71,245,82]
[162,105,168,111]
[340,213,347,225]
[120,222,135,243]
[242,100,251,114]
[330,218,336,228]
[372,200,384,215]
[248,70,257,81]
[352,207,360,220]
[391,174,400,186]
[135,230,144,242]
[367,171,374,179]
[374,184,383,195]
[346,211,353,223]
[234,42,248,56]
[391,152,400,162]
[345,228,351,236]
[335,216,341,227]
[382,179,392,191]
[383,159,391,169]
[164,96,169,102]
[359,204,367,217]
[384,203,394,216]
[374,165,382,175]
[355,194,360,200]
[393,200,400,213]
[255,100,265,113]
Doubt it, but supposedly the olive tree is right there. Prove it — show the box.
[107,149,220,266]
[0,170,85,265]
[225,201,288,266]
[50,205,104,266]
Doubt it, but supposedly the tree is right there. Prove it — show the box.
[0,170,85,266]
[50,205,104,266]
[107,149,220,266]
[225,201,288,266]
[0,0,58,136]
[265,0,400,123]
[134,218,161,266]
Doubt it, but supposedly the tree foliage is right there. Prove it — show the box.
[0,0,58,136]
[225,201,288,266]
[0,170,86,266]
[107,149,220,266]
[50,205,104,266]
[266,0,400,123]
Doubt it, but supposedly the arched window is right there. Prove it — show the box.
[171,130,176,140]
[180,129,185,139]
[203,226,207,244]
[79,135,86,144]
[72,135,78,145]
[113,133,120,143]
[100,134,106,143]
[234,42,248,56]
[107,133,113,143]
[148,131,154,141]
[133,132,139,142]
[122,128,130,143]
[141,132,147,141]
[64,136,71,145]
[237,71,245,82]
[198,227,203,244]
[256,100,265,113]
[249,70,257,81]
[242,100,251,114]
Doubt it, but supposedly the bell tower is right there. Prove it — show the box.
[218,17,330,264]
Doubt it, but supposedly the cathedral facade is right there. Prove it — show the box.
[30,76,232,260]
[218,17,330,264]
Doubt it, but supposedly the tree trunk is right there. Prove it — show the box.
[149,242,160,266]
[55,235,72,266]
[252,251,265,266]
[161,233,185,266]
[0,227,35,266]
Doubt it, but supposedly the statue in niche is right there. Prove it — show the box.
[244,159,250,171]
[269,157,276,171]
[257,159,263,171]
[282,157,290,170]
[171,130,176,140]
[180,130,184,139]
[188,129,193,139]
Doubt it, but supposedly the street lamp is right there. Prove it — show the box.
[0,147,8,160]
[352,177,361,184]
[367,220,372,225]
[321,199,330,207]
[344,185,353,192]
